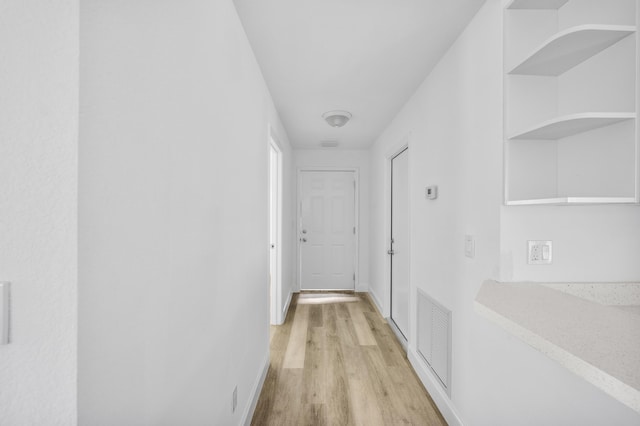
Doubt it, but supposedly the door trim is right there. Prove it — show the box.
[296,167,359,291]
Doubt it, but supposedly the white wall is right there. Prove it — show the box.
[79,1,290,424]
[0,1,78,424]
[501,205,640,282]
[294,149,371,291]
[369,1,640,425]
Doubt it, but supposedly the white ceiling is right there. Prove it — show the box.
[233,0,486,149]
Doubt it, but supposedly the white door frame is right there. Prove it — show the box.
[296,167,359,292]
[383,135,411,326]
[269,131,284,325]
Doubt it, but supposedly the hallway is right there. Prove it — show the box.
[252,293,446,425]
[3,1,640,424]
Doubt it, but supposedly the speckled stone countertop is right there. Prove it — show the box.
[540,282,640,306]
[475,280,640,413]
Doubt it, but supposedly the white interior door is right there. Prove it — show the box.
[300,171,356,290]
[390,148,409,339]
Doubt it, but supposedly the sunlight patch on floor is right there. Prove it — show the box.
[297,292,360,305]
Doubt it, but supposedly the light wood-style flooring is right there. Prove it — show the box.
[251,292,447,425]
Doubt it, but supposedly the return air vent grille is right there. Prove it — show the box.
[417,289,452,395]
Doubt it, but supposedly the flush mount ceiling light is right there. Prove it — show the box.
[322,110,352,128]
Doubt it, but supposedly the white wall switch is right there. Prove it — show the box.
[464,235,475,258]
[528,241,552,265]
[426,185,438,200]
[0,282,10,345]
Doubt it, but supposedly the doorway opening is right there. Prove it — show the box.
[269,138,282,325]
[389,147,409,345]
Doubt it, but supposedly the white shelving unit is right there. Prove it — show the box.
[506,0,569,9]
[509,112,635,140]
[504,0,639,206]
[506,197,638,206]
[509,25,635,76]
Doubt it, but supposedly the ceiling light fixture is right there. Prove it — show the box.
[322,110,352,128]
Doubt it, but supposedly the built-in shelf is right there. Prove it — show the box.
[509,25,636,76]
[509,112,635,140]
[506,197,637,206]
[506,0,569,10]
[504,2,638,207]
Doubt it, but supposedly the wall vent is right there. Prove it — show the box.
[417,289,452,395]
[319,140,339,148]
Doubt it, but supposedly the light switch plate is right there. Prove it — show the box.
[0,282,10,345]
[464,235,475,258]
[528,241,552,265]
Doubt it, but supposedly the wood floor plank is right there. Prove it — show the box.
[347,375,385,426]
[357,292,377,313]
[324,304,338,338]
[389,362,447,425]
[250,364,278,425]
[335,302,351,319]
[347,301,377,346]
[334,311,361,378]
[362,311,403,367]
[302,326,327,404]
[252,293,446,426]
[308,304,323,328]
[335,305,360,348]
[251,368,303,426]
[325,319,352,424]
[364,345,424,425]
[299,403,327,426]
[282,303,309,369]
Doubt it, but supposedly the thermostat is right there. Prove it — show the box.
[426,185,438,200]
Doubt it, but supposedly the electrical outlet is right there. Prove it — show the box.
[232,386,237,413]
[528,241,552,265]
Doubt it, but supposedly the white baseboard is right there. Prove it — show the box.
[241,352,270,426]
[408,348,464,426]
[356,281,369,292]
[368,289,385,317]
[280,291,292,324]
[387,317,408,351]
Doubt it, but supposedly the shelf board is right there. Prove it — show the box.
[506,0,569,9]
[506,197,638,206]
[509,112,635,140]
[509,25,636,76]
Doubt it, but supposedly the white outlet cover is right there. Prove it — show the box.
[0,282,10,345]
[528,241,552,265]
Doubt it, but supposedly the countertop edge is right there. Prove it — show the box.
[474,283,640,414]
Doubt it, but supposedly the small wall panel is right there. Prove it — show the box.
[417,289,452,395]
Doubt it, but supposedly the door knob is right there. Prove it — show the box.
[301,238,307,243]
[302,229,307,234]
